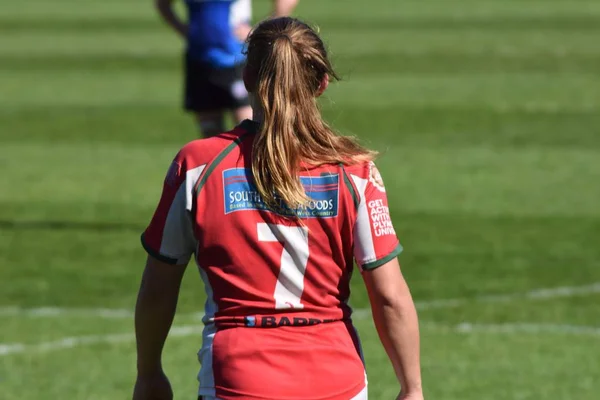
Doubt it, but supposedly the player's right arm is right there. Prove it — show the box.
[351,162,423,399]
[363,260,423,400]
[155,0,188,38]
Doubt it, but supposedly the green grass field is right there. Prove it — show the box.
[1,0,600,398]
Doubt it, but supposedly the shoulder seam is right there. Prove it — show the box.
[194,134,250,197]
[341,164,360,210]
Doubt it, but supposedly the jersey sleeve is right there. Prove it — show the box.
[351,162,403,271]
[230,0,252,25]
[141,148,201,266]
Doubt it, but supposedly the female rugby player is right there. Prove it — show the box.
[133,17,423,400]
[155,0,299,137]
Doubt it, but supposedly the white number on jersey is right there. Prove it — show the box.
[257,223,309,309]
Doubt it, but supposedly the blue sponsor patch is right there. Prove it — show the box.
[223,168,339,218]
[244,316,256,327]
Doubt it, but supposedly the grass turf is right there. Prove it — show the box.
[1,0,599,399]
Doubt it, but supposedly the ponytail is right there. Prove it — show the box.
[252,34,310,209]
[246,18,377,212]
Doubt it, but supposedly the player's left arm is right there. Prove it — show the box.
[134,148,197,397]
[135,256,186,377]
[272,0,299,17]
[155,0,188,38]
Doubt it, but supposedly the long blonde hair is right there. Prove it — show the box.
[245,17,376,210]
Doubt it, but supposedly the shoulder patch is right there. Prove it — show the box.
[369,162,386,192]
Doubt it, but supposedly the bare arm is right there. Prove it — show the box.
[155,0,188,38]
[363,258,423,398]
[234,0,298,41]
[135,255,187,376]
[272,0,299,17]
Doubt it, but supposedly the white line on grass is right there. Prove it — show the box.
[0,325,204,357]
[1,320,599,357]
[2,281,599,319]
[448,323,600,336]
[415,281,600,310]
[2,282,599,355]
[0,306,134,318]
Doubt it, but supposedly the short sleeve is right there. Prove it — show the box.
[140,152,199,266]
[351,162,403,271]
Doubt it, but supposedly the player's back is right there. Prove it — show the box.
[191,121,365,399]
[152,120,401,399]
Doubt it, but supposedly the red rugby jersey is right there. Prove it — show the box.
[142,120,402,400]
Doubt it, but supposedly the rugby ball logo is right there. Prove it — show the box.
[369,162,386,192]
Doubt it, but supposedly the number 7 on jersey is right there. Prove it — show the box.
[257,223,309,310]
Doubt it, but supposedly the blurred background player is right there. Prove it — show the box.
[155,0,299,137]
[134,17,422,400]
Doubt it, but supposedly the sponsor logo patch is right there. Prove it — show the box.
[244,315,338,328]
[369,162,386,192]
[223,168,339,218]
[368,199,396,237]
[244,316,256,327]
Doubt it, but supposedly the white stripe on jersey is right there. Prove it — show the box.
[159,183,197,264]
[351,176,377,267]
[157,164,204,264]
[197,266,218,398]
[186,165,207,211]
[352,386,368,400]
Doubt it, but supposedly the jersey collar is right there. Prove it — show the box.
[239,119,260,135]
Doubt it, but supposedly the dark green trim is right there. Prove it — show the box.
[361,244,403,271]
[239,119,260,135]
[140,233,178,265]
[195,134,249,196]
[341,165,359,210]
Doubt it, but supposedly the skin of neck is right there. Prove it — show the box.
[249,94,264,124]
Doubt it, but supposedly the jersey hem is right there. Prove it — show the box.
[140,233,179,265]
[214,381,366,400]
[361,243,403,271]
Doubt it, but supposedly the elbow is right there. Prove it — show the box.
[376,292,404,310]
[373,291,414,316]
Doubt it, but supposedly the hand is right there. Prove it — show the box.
[133,370,173,400]
[234,23,252,42]
[397,391,424,400]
